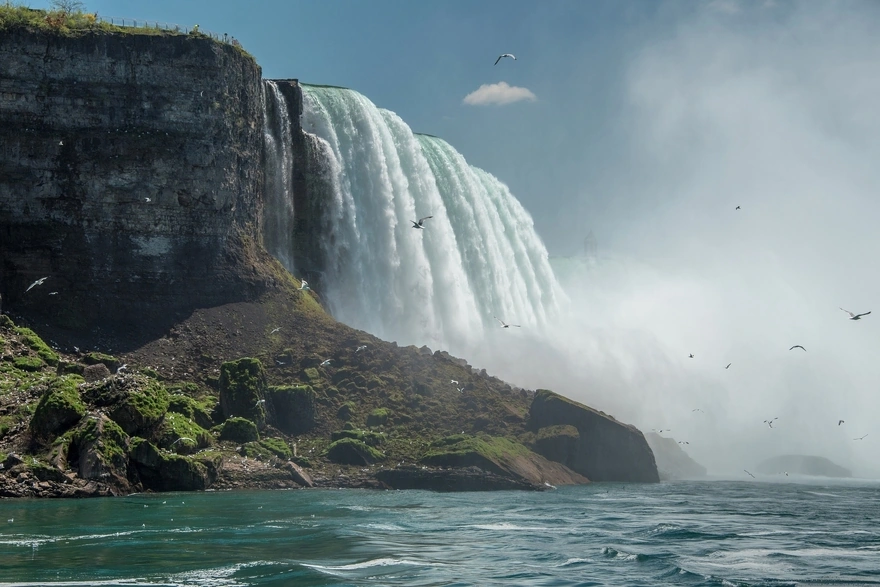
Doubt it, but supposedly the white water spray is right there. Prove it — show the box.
[262,80,296,272]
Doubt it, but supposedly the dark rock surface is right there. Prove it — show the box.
[529,390,659,482]
[0,27,271,350]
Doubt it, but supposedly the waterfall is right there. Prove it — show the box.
[297,85,565,354]
[262,80,296,273]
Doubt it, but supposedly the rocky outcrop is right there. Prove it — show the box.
[528,390,659,482]
[0,26,271,349]
[219,358,267,426]
[267,384,317,435]
[645,433,707,480]
[326,438,385,465]
[756,455,851,478]
[129,438,217,491]
[29,376,85,440]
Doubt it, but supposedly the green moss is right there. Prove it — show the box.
[72,416,129,464]
[30,375,86,439]
[167,394,215,429]
[156,412,213,453]
[267,384,317,435]
[366,407,390,427]
[13,326,58,366]
[107,378,170,435]
[219,358,266,423]
[304,367,321,382]
[240,437,291,460]
[331,429,385,447]
[218,416,259,443]
[141,367,160,379]
[82,352,120,370]
[14,355,44,371]
[422,435,531,464]
[325,437,385,465]
[536,424,580,441]
[337,401,356,421]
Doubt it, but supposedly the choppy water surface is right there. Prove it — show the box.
[1,481,878,586]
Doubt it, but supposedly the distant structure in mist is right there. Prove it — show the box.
[583,231,597,260]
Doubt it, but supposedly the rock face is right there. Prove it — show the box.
[645,433,707,481]
[756,455,852,478]
[528,390,659,482]
[0,27,270,348]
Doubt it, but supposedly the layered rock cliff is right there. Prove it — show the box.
[645,432,707,481]
[0,26,271,348]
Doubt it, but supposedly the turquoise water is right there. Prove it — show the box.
[1,481,879,586]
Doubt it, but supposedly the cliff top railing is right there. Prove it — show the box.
[97,16,243,48]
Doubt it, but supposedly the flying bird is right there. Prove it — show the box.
[692,408,704,413]
[688,354,694,359]
[840,307,871,320]
[744,469,756,478]
[494,316,521,328]
[735,205,741,210]
[789,345,806,351]
[26,277,48,292]
[764,417,778,428]
[494,53,516,65]
[356,345,367,353]
[320,359,332,366]
[49,291,58,295]
[450,379,459,385]
[300,279,310,291]
[170,437,194,447]
[410,216,433,229]
[457,386,465,393]
[838,420,845,426]
[145,197,151,203]
[855,434,868,441]
[678,441,689,445]
[725,363,731,369]
[270,327,281,334]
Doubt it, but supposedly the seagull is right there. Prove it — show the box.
[270,327,281,334]
[356,345,367,352]
[678,441,689,445]
[725,363,731,369]
[688,354,694,359]
[300,279,310,291]
[49,291,58,295]
[764,417,778,428]
[274,359,286,366]
[145,197,151,203]
[255,399,266,408]
[789,345,806,351]
[410,216,433,229]
[494,316,521,328]
[735,205,741,210]
[457,386,465,393]
[450,379,459,385]
[494,53,516,65]
[854,434,868,440]
[692,408,704,413]
[840,307,871,320]
[117,364,128,372]
[838,420,845,426]
[26,277,48,292]
[58,140,63,146]
[744,469,756,478]
[170,437,194,447]
[320,359,332,366]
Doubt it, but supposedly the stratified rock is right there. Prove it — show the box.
[756,455,851,478]
[219,358,267,426]
[529,390,659,482]
[29,376,86,440]
[645,433,707,480]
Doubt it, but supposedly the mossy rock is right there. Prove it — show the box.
[240,437,292,460]
[129,438,215,491]
[14,355,44,371]
[30,376,86,440]
[337,401,356,421]
[421,435,532,476]
[14,326,58,366]
[366,407,390,427]
[219,358,267,425]
[532,425,581,465]
[331,429,385,447]
[267,384,316,435]
[303,367,321,383]
[107,378,170,435]
[325,438,385,465]
[218,416,259,443]
[167,394,215,429]
[82,352,120,371]
[66,415,130,481]
[155,412,213,455]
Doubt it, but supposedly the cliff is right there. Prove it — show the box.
[0,24,272,348]
[0,19,659,495]
[645,433,707,481]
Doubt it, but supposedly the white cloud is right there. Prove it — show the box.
[462,81,536,106]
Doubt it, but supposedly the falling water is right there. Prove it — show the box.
[262,80,296,273]
[299,85,565,354]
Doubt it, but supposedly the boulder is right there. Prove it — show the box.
[218,417,259,443]
[219,358,267,426]
[129,438,215,491]
[267,384,316,435]
[326,438,385,465]
[529,390,659,482]
[83,363,112,382]
[29,376,86,440]
[67,414,131,487]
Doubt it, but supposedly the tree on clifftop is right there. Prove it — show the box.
[50,0,84,16]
